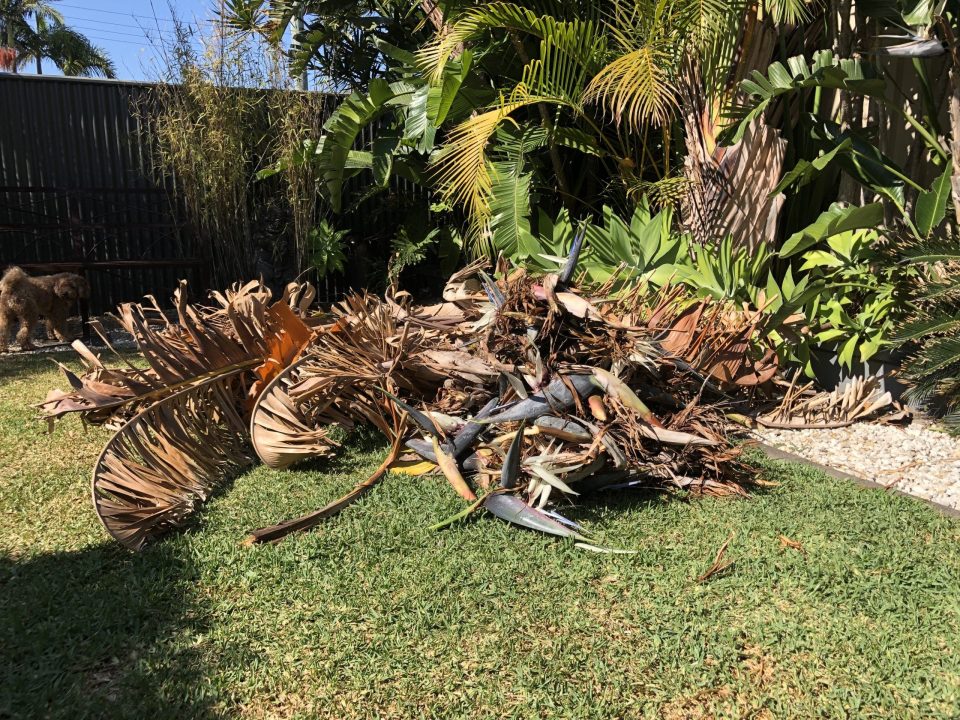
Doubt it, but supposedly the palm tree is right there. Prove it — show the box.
[1,0,114,77]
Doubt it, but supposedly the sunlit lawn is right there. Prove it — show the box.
[2,353,959,719]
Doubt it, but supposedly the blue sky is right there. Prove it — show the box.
[40,1,215,80]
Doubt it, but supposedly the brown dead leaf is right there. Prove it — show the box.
[696,532,735,583]
[778,534,806,554]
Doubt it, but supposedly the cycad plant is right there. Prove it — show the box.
[894,241,960,430]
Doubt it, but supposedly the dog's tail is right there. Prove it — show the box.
[0,266,27,295]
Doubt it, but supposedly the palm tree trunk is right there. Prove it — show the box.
[420,0,446,33]
[36,55,42,74]
[6,25,16,74]
[834,0,864,205]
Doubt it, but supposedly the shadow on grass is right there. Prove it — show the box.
[561,485,674,522]
[0,541,223,720]
[0,352,71,382]
[288,426,389,476]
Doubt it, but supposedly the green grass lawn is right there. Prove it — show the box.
[1,354,959,719]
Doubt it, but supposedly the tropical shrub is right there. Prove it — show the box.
[784,228,907,373]
[229,0,820,260]
[305,220,348,277]
[524,201,912,377]
[224,0,959,394]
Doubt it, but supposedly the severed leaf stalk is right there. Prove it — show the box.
[243,421,407,545]
[590,367,663,427]
[428,488,503,531]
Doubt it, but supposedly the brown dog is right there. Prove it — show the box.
[0,267,90,351]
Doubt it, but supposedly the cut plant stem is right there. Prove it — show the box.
[243,423,407,545]
[429,489,504,531]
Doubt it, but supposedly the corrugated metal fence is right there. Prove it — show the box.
[0,73,203,315]
[0,72,435,315]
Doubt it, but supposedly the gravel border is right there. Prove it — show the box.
[753,418,960,517]
[754,441,960,518]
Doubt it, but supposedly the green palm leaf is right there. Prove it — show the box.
[429,91,548,228]
[318,79,414,212]
[417,2,603,84]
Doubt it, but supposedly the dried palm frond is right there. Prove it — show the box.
[758,375,897,428]
[92,371,253,551]
[251,291,495,470]
[39,280,312,426]
[250,356,341,470]
[51,244,809,552]
[42,280,316,551]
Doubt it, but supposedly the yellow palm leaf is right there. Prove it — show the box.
[429,93,534,225]
[584,44,677,129]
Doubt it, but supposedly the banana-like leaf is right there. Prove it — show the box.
[534,415,591,442]
[500,419,526,488]
[479,375,596,424]
[320,79,415,212]
[483,493,584,539]
[779,203,884,258]
[915,164,953,237]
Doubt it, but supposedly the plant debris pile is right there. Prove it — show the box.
[42,251,785,551]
